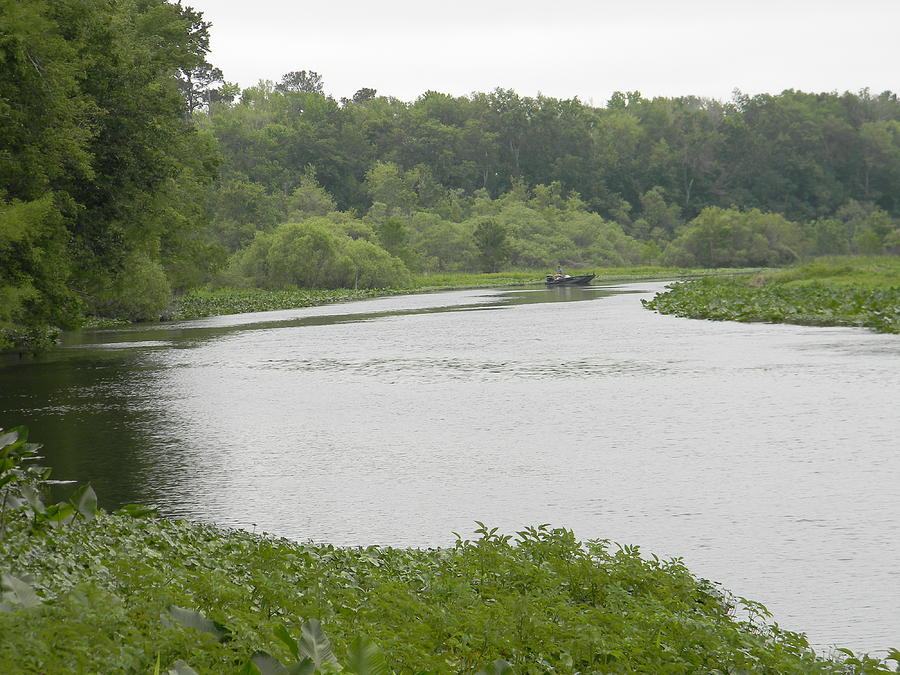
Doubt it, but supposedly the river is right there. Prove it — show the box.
[1,281,898,654]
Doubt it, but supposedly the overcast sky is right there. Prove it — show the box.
[185,0,898,105]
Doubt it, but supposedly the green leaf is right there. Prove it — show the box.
[45,502,75,528]
[70,483,98,521]
[168,660,200,675]
[0,573,41,609]
[298,619,338,668]
[238,660,262,675]
[345,635,388,675]
[0,430,21,449]
[285,660,316,675]
[475,659,512,675]
[251,652,287,675]
[114,503,157,518]
[165,605,230,641]
[19,483,44,513]
[274,623,299,661]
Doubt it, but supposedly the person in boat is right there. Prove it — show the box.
[552,264,571,280]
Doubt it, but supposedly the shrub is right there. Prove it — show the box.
[663,207,803,267]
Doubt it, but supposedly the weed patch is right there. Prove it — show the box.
[643,257,900,333]
[4,428,898,673]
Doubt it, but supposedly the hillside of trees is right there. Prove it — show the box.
[2,1,899,349]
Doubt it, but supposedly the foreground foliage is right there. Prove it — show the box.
[3,515,886,675]
[643,257,900,333]
[3,429,899,674]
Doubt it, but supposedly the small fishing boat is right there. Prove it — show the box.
[545,273,595,286]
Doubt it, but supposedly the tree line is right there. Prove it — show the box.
[2,1,899,349]
[201,74,900,289]
[210,80,900,224]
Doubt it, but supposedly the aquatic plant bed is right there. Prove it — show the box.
[172,288,403,320]
[3,515,895,674]
[643,258,900,333]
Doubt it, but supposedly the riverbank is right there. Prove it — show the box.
[2,512,888,674]
[642,256,900,334]
[2,430,895,675]
[168,266,744,321]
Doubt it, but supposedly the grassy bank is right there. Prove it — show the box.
[643,257,900,334]
[171,267,742,321]
[2,430,898,674]
[2,515,888,675]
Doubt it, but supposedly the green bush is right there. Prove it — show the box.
[345,238,411,288]
[0,195,81,350]
[663,207,803,267]
[226,220,410,290]
[265,221,353,289]
[100,253,173,322]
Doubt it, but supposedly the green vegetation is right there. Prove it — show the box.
[643,257,900,333]
[5,5,898,670]
[220,219,412,291]
[1,0,220,351]
[173,288,400,321]
[196,84,900,306]
[3,428,898,675]
[661,208,803,268]
[206,84,900,240]
[170,267,739,321]
[406,266,751,290]
[763,256,900,288]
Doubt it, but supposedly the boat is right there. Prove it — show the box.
[545,273,595,286]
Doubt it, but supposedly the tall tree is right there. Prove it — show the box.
[0,0,220,346]
[276,70,325,94]
[473,219,511,272]
[351,87,377,103]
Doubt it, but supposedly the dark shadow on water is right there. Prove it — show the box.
[0,355,168,509]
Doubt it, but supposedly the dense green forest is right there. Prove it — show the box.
[1,0,219,348]
[2,0,900,349]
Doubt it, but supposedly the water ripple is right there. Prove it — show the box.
[251,356,667,379]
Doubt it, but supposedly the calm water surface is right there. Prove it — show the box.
[2,282,899,654]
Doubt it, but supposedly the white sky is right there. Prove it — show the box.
[185,0,899,105]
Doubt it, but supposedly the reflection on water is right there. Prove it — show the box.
[1,282,899,654]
